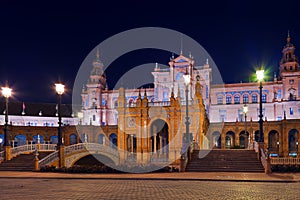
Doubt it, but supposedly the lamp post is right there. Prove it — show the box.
[55,83,65,148]
[2,86,12,150]
[256,70,264,143]
[0,138,3,152]
[183,73,191,149]
[243,104,248,148]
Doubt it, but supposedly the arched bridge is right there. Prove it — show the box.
[38,143,120,168]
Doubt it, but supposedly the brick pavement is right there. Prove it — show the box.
[0,171,300,182]
[0,178,300,199]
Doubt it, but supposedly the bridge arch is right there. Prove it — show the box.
[73,154,116,168]
[66,151,119,168]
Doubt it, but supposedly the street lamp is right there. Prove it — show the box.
[183,73,191,149]
[55,83,65,148]
[243,104,248,148]
[2,86,12,149]
[0,137,3,152]
[256,69,264,143]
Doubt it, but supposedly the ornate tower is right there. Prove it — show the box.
[81,49,107,125]
[279,32,300,101]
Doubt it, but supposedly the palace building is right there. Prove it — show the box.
[0,33,299,169]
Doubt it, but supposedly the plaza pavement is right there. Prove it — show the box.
[0,171,299,182]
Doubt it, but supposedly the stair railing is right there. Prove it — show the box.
[39,144,57,151]
[253,141,259,153]
[38,151,59,168]
[180,141,196,172]
[10,144,38,158]
[259,146,271,173]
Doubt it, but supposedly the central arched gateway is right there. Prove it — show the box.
[150,119,169,155]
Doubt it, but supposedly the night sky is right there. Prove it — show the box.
[1,0,300,104]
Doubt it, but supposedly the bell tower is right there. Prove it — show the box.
[280,31,299,75]
[279,32,300,101]
[81,49,107,125]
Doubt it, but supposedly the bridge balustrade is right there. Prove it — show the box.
[39,151,59,168]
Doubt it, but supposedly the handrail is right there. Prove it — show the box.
[39,144,57,151]
[253,141,259,153]
[64,143,119,158]
[38,151,59,168]
[270,157,300,165]
[10,144,38,157]
[260,147,268,170]
[148,101,170,107]
[9,144,57,158]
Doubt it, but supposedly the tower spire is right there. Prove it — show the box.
[96,48,100,61]
[287,30,291,44]
[180,34,183,55]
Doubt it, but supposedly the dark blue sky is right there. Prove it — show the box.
[1,0,300,104]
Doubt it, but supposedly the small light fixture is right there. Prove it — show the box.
[243,104,248,114]
[1,87,12,98]
[55,83,65,95]
[256,70,264,82]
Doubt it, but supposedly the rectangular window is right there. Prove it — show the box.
[206,85,209,99]
[290,107,294,115]
[93,115,96,121]
[278,89,282,99]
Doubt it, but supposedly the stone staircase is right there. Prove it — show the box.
[0,152,51,171]
[185,149,264,172]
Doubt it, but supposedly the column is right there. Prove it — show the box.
[159,135,162,154]
[221,132,226,149]
[154,134,157,153]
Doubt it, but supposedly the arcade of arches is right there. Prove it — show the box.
[208,119,300,157]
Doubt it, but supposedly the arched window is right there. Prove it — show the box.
[14,134,26,146]
[114,101,118,108]
[70,134,77,145]
[226,96,232,104]
[50,135,58,144]
[243,94,249,104]
[234,95,240,104]
[217,96,223,104]
[109,133,118,149]
[252,94,258,103]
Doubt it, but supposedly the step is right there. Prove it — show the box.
[186,149,264,172]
